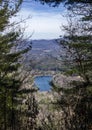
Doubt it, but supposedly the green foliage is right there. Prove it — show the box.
[0,0,32,129]
[37,0,92,6]
[50,2,92,130]
[61,22,92,83]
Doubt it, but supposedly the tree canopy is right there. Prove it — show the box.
[37,0,92,6]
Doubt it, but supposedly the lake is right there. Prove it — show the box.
[34,76,52,91]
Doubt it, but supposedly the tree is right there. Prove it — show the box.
[52,78,92,130]
[0,0,32,129]
[25,94,39,130]
[35,0,92,129]
[37,0,92,6]
[51,3,92,129]
[61,13,92,83]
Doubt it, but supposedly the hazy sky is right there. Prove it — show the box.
[17,1,66,39]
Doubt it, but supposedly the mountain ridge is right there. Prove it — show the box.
[22,39,65,71]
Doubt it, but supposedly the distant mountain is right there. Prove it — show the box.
[22,39,65,71]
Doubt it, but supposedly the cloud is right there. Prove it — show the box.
[14,2,67,39]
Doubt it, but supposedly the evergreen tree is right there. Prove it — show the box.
[37,0,92,7]
[52,3,92,130]
[35,1,92,129]
[25,94,39,130]
[0,0,31,129]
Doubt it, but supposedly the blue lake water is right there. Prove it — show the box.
[34,76,52,91]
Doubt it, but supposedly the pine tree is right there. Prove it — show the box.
[35,1,92,129]
[54,3,92,129]
[25,94,39,130]
[0,1,31,129]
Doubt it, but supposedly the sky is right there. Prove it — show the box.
[17,0,66,39]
